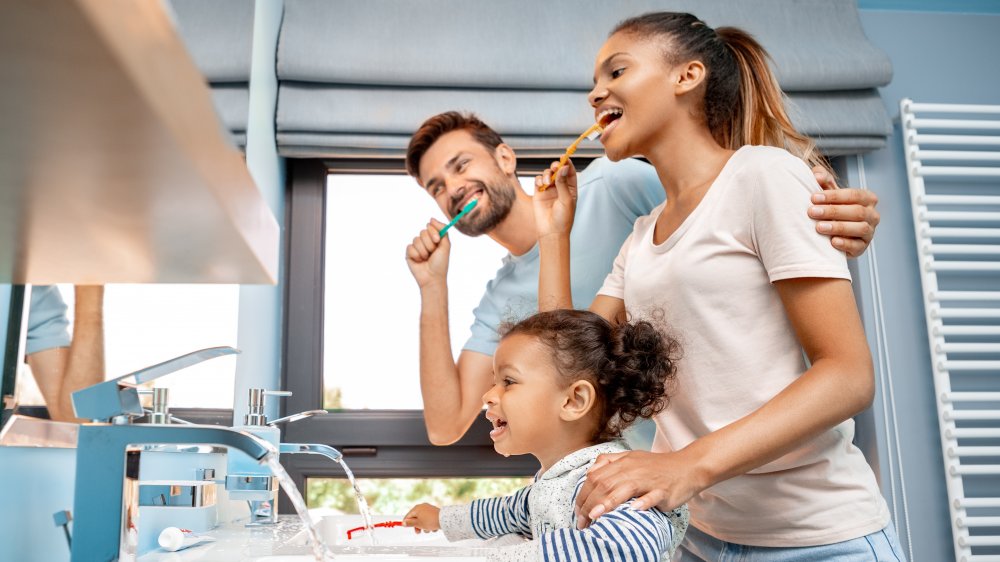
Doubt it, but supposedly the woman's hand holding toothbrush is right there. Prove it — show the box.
[533,158,579,242]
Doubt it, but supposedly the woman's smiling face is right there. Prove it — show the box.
[589,31,681,161]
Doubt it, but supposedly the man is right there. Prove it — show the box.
[404,112,879,445]
[25,285,105,422]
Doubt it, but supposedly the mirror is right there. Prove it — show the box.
[0,285,27,430]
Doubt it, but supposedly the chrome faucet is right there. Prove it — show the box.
[71,423,273,562]
[72,346,239,423]
[280,442,343,462]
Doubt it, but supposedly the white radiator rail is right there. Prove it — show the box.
[910,134,1000,146]
[908,102,1000,114]
[933,310,1000,319]
[950,447,1000,457]
[934,326,1000,336]
[945,411,1000,421]
[901,98,1000,562]
[931,292,1000,301]
[913,151,1000,162]
[938,343,1000,353]
[922,227,1000,239]
[915,166,1000,177]
[948,428,1000,439]
[944,392,1000,402]
[920,195,1000,205]
[958,498,1000,508]
[921,211,1000,221]
[926,262,1000,272]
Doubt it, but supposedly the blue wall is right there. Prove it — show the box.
[859,0,1000,14]
[852,9,1000,561]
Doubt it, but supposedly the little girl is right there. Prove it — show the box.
[403,309,688,561]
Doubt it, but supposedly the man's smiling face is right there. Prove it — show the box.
[417,130,518,237]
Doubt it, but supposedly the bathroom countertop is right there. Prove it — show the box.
[139,516,313,561]
[138,515,493,561]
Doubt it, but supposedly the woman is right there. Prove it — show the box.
[534,12,903,561]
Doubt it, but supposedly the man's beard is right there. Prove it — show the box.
[452,178,517,237]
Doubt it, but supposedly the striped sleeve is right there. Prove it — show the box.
[441,485,534,542]
[537,501,673,562]
[486,477,677,562]
[485,501,674,562]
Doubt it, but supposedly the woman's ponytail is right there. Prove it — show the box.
[716,27,830,174]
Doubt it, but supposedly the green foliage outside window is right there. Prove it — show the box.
[307,477,533,516]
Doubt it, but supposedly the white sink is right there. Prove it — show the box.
[245,514,491,561]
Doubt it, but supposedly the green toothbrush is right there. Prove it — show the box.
[438,198,478,237]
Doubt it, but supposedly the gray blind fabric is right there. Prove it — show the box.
[276,0,893,158]
[169,0,255,147]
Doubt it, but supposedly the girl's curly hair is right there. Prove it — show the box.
[501,309,679,442]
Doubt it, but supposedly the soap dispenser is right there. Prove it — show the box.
[225,388,289,525]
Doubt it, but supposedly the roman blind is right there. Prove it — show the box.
[275,0,893,159]
[169,0,255,148]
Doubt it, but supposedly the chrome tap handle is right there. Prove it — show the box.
[132,347,240,385]
[268,409,326,426]
[72,347,239,422]
[52,510,72,550]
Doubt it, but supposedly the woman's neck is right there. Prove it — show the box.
[645,123,734,202]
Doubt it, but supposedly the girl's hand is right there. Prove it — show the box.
[574,450,705,529]
[405,219,451,289]
[402,503,441,533]
[533,159,578,239]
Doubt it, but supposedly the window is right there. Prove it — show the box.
[323,174,516,409]
[280,161,539,510]
[307,476,532,515]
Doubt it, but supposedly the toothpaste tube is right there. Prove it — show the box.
[157,527,216,552]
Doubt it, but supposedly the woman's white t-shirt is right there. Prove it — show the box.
[599,145,889,547]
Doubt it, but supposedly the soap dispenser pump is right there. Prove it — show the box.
[225,388,290,525]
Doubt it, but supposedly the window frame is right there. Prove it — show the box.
[278,159,539,510]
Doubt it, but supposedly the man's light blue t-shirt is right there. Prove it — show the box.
[26,285,71,356]
[463,157,664,356]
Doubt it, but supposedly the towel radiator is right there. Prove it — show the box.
[901,99,1000,562]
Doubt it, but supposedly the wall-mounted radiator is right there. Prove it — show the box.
[901,99,1000,562]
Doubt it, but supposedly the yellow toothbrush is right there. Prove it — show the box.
[539,123,603,192]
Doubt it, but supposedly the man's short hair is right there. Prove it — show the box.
[405,112,505,179]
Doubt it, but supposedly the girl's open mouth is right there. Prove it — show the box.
[488,416,508,439]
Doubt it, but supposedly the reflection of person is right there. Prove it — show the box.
[25,285,105,422]
[534,13,903,559]
[403,309,688,561]
[404,112,881,446]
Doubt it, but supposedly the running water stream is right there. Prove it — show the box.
[265,453,376,561]
[336,457,376,543]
